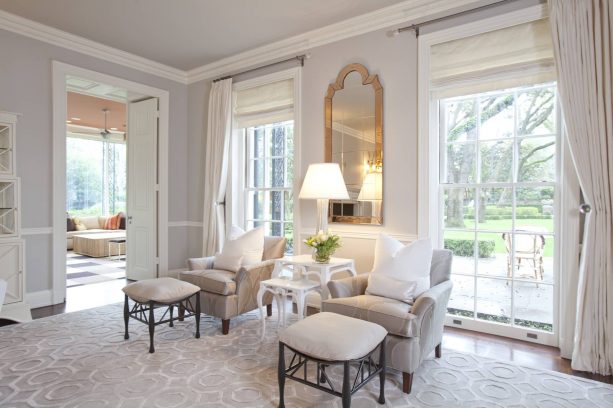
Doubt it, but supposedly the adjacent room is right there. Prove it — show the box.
[0,0,612,406]
[65,88,127,288]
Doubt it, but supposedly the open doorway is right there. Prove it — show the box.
[52,62,170,306]
[65,86,128,288]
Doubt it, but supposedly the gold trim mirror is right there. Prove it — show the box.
[325,63,383,225]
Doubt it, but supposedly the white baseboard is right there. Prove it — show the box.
[26,289,54,309]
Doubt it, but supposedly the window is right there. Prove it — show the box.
[440,82,557,333]
[66,137,126,216]
[233,72,298,254]
[243,121,294,253]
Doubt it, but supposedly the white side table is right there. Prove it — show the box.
[257,278,321,339]
[271,255,357,301]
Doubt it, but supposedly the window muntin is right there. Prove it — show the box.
[66,137,126,216]
[440,82,557,333]
[244,120,294,253]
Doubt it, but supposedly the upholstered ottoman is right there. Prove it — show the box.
[122,277,201,353]
[278,312,387,408]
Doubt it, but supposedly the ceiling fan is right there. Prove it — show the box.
[100,108,111,139]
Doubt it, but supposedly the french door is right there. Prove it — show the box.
[126,98,159,280]
[438,82,559,345]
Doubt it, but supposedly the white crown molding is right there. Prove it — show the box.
[186,0,489,83]
[0,10,187,84]
[1,0,498,85]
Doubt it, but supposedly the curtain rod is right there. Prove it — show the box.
[213,54,309,82]
[391,0,521,37]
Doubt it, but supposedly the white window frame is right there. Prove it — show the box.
[230,68,302,253]
[243,122,294,240]
[417,4,578,347]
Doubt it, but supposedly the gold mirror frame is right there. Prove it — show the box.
[325,63,383,225]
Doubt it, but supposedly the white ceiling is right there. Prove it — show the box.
[0,0,407,70]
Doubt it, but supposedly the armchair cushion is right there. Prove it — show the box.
[262,236,286,260]
[221,226,264,265]
[327,274,369,298]
[186,256,215,271]
[213,253,243,273]
[178,269,236,295]
[366,235,432,303]
[322,294,419,338]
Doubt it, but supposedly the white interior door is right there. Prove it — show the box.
[126,98,158,280]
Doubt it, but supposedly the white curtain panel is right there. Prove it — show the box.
[549,0,613,375]
[202,78,233,256]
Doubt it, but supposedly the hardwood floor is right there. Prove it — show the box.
[443,326,613,385]
[30,281,613,386]
[31,278,129,318]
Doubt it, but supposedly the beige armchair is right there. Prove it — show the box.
[179,236,286,335]
[322,249,452,394]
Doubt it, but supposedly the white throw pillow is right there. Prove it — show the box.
[219,226,265,266]
[365,234,433,303]
[213,252,244,273]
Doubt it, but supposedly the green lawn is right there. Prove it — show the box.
[445,218,554,257]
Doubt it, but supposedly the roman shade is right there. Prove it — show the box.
[234,79,294,128]
[430,18,555,99]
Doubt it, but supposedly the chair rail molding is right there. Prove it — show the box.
[168,221,204,228]
[21,227,53,236]
[299,228,416,243]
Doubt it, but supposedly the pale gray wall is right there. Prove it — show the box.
[187,27,417,273]
[186,0,543,273]
[186,79,209,258]
[0,28,189,293]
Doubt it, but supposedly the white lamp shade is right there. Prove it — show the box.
[358,172,383,201]
[299,163,350,200]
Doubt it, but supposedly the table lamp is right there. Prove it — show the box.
[358,171,383,218]
[299,163,349,233]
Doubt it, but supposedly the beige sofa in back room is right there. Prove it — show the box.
[67,216,125,250]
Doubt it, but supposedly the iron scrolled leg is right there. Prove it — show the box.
[123,295,129,340]
[342,361,351,408]
[378,340,386,404]
[178,303,185,321]
[148,301,155,353]
[195,294,201,339]
[278,342,286,408]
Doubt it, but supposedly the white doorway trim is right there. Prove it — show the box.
[51,61,169,304]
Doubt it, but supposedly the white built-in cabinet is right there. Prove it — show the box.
[0,111,29,322]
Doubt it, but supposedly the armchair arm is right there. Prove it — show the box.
[327,274,369,298]
[186,256,215,271]
[235,259,277,313]
[410,280,453,356]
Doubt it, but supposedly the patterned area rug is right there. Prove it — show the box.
[66,251,125,287]
[0,303,612,407]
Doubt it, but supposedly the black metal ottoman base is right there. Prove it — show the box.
[278,340,385,408]
[123,292,201,353]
